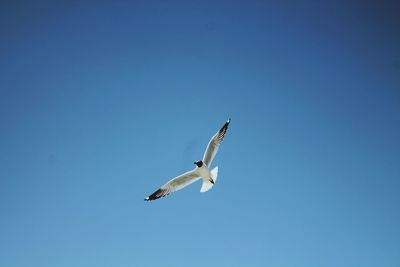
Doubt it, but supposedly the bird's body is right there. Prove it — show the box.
[144,118,231,201]
[197,163,211,183]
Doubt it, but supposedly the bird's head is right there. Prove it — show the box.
[194,160,203,168]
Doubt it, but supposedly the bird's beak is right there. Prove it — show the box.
[193,162,197,165]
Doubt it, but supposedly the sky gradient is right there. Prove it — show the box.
[1,1,400,266]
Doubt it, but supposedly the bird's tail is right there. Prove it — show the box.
[200,166,218,193]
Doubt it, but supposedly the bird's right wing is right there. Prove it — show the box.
[144,169,200,201]
[202,118,231,167]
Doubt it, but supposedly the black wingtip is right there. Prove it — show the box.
[144,188,168,201]
[221,118,230,131]
[144,196,155,201]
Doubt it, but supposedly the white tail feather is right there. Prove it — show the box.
[200,166,218,193]
[210,166,218,183]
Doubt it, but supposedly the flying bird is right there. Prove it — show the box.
[144,118,231,201]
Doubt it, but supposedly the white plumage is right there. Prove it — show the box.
[144,118,230,201]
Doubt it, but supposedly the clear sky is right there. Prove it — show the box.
[1,1,399,266]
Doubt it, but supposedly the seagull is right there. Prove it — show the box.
[144,118,231,201]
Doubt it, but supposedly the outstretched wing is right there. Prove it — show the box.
[144,169,200,201]
[202,118,231,167]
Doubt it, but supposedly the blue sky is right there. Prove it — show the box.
[1,1,399,266]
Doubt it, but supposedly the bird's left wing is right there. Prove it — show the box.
[144,169,200,201]
[202,118,231,167]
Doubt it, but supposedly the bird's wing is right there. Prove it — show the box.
[144,169,200,201]
[202,118,231,167]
